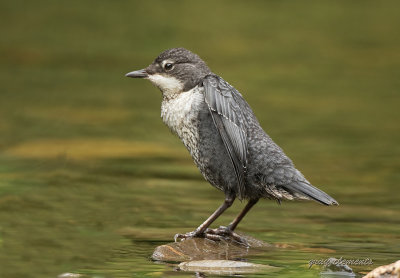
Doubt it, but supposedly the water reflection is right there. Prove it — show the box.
[1,138,398,277]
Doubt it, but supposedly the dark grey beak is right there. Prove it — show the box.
[125,69,148,78]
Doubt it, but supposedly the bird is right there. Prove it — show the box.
[126,47,338,243]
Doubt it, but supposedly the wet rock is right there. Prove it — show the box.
[152,233,272,262]
[178,259,277,275]
[320,257,356,277]
[363,260,400,278]
[57,273,85,278]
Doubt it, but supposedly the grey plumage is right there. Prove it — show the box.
[203,76,248,199]
[126,47,338,241]
[203,74,337,205]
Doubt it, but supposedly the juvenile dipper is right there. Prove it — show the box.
[126,48,338,242]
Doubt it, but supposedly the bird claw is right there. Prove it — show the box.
[174,226,249,246]
[206,226,249,246]
[174,230,203,242]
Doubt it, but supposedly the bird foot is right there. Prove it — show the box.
[174,230,203,242]
[206,226,249,246]
[174,226,249,246]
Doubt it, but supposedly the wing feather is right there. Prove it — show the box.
[203,75,248,198]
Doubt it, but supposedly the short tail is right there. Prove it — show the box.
[284,181,339,206]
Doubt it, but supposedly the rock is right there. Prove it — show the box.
[152,234,272,262]
[363,260,400,278]
[319,257,356,277]
[57,273,85,278]
[178,260,277,275]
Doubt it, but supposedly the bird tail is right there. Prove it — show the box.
[284,181,339,206]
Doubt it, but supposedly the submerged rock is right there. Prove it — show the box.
[57,273,85,278]
[178,259,277,275]
[152,233,272,262]
[363,260,400,278]
[320,257,356,277]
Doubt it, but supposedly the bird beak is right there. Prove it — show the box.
[125,69,148,78]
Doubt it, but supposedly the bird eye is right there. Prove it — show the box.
[164,63,174,71]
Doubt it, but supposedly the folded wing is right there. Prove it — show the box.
[203,75,248,199]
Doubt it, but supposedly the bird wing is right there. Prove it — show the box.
[203,75,248,198]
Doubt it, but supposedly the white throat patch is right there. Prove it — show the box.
[147,74,184,98]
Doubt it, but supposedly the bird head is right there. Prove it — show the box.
[126,48,211,98]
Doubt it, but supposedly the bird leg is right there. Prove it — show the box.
[228,198,259,231]
[205,199,259,245]
[174,196,235,242]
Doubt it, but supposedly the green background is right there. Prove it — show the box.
[0,1,399,277]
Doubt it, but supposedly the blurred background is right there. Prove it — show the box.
[0,1,399,277]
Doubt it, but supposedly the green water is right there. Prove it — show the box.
[0,1,399,277]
